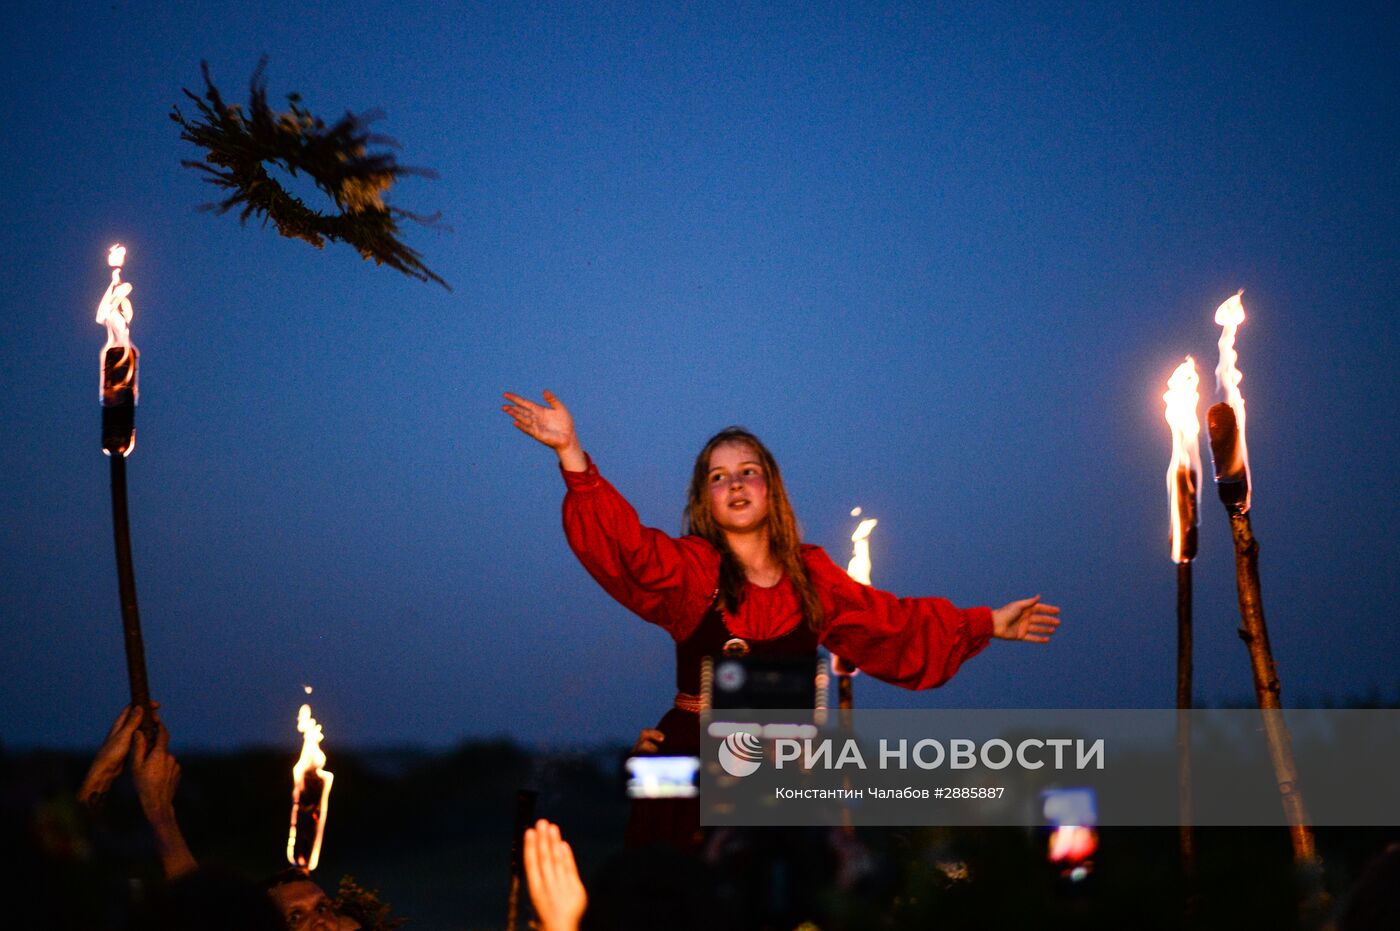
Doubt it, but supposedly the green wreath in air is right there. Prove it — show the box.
[171,60,449,290]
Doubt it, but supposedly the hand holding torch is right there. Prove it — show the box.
[95,244,155,743]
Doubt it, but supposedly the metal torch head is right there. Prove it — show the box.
[101,346,138,456]
[1174,466,1199,561]
[1207,402,1248,510]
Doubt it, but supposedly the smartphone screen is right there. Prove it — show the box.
[625,755,701,799]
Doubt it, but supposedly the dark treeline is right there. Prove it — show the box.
[4,691,1398,930]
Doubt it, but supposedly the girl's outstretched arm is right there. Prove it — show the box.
[502,389,717,636]
[806,548,995,690]
[503,390,587,472]
[807,550,1062,690]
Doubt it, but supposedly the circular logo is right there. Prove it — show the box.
[717,732,764,777]
[716,660,746,693]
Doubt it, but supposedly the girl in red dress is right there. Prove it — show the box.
[502,390,1062,846]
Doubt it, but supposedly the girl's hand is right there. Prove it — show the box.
[502,391,586,470]
[991,596,1062,643]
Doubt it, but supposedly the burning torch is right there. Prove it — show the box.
[96,244,155,736]
[1163,357,1201,896]
[1205,292,1319,872]
[287,702,334,871]
[835,508,878,712]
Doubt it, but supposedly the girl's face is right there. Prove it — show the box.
[706,441,769,534]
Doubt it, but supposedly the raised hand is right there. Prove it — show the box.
[131,719,181,823]
[524,819,588,931]
[502,390,586,470]
[991,596,1062,643]
[78,704,147,805]
[131,716,198,879]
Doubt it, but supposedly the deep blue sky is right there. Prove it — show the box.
[3,1,1396,750]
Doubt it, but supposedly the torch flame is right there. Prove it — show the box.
[286,703,334,871]
[832,509,880,679]
[1214,291,1250,509]
[96,244,136,381]
[96,243,138,460]
[846,512,878,587]
[1163,357,1202,563]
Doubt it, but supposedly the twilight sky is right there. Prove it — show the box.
[3,1,1397,750]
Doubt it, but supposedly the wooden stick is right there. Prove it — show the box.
[109,451,155,737]
[834,658,856,835]
[837,672,854,714]
[506,788,537,931]
[1224,506,1318,863]
[1207,403,1328,921]
[1175,560,1198,910]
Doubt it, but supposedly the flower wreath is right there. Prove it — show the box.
[171,61,448,289]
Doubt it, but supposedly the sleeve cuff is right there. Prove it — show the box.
[967,606,994,646]
[559,453,601,490]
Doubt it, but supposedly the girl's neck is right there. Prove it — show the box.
[725,527,782,588]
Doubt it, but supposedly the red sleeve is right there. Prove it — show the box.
[805,546,994,690]
[561,455,719,639]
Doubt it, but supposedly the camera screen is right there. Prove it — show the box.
[711,656,819,710]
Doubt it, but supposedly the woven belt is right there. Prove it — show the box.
[673,691,705,714]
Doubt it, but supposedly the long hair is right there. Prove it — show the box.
[683,427,825,631]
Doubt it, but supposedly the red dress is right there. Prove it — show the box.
[561,456,995,688]
[560,457,996,847]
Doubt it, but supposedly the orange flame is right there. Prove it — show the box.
[1214,291,1251,510]
[833,508,879,678]
[286,703,334,871]
[1163,358,1202,563]
[96,244,137,400]
[845,507,878,586]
